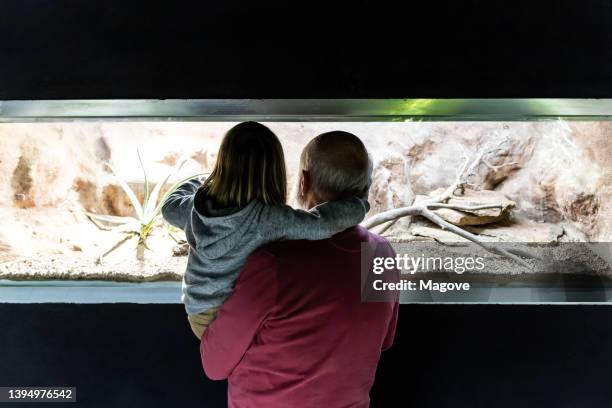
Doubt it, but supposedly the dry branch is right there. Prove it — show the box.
[363,140,533,267]
[95,233,136,264]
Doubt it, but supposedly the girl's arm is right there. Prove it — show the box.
[262,196,370,241]
[161,179,202,230]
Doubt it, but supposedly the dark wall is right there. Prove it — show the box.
[1,304,226,408]
[1,0,611,99]
[2,304,612,407]
[1,1,612,407]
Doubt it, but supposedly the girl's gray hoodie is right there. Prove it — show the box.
[161,179,369,315]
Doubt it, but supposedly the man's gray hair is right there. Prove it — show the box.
[300,131,373,200]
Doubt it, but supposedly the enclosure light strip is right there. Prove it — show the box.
[1,99,612,122]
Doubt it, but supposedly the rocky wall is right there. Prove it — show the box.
[1,121,610,242]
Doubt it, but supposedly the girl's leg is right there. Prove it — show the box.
[187,308,218,340]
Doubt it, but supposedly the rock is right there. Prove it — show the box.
[0,237,14,263]
[101,184,135,217]
[410,224,470,243]
[420,188,515,226]
[560,192,599,234]
[368,157,414,215]
[72,178,98,212]
[172,241,190,257]
[157,151,181,166]
[407,139,465,195]
[407,123,535,194]
[498,122,606,239]
[0,231,19,263]
[465,218,564,243]
[472,130,535,189]
[0,241,10,252]
[407,217,564,244]
[11,155,36,208]
[382,231,429,243]
[556,222,588,242]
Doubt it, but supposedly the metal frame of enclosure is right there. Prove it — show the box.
[1,99,612,121]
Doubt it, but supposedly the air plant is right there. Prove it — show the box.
[87,151,203,262]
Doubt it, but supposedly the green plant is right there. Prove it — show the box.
[87,151,203,261]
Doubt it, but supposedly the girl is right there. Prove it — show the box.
[162,122,368,339]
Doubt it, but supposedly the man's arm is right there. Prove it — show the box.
[200,249,278,380]
[161,179,201,230]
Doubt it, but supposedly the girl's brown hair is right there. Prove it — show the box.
[199,122,287,208]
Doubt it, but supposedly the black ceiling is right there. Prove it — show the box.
[1,0,611,99]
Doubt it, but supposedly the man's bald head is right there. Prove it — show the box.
[298,131,372,208]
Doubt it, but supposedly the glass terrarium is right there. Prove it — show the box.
[0,99,611,303]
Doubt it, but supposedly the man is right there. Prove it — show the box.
[201,131,399,407]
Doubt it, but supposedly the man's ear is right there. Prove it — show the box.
[300,170,311,198]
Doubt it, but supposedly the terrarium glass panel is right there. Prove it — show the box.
[1,120,611,302]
